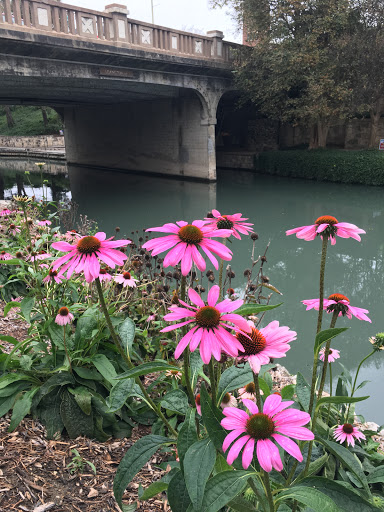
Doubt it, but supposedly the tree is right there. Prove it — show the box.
[41,107,49,127]
[212,0,354,148]
[3,106,15,128]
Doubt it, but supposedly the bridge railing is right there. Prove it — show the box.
[0,0,237,62]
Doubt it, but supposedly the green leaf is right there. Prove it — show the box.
[367,465,384,484]
[118,317,136,355]
[68,386,93,415]
[217,363,274,403]
[168,470,192,512]
[236,302,282,317]
[113,435,170,509]
[258,377,271,397]
[0,393,19,416]
[20,296,35,323]
[200,384,226,452]
[139,481,168,501]
[296,372,311,412]
[9,388,38,431]
[228,495,258,511]
[0,259,23,265]
[214,453,232,474]
[184,438,216,510]
[115,361,177,380]
[73,366,103,381]
[161,389,189,415]
[314,328,348,355]
[281,384,295,400]
[318,438,370,494]
[300,476,378,512]
[60,389,94,439]
[316,395,369,410]
[48,322,65,350]
[107,378,134,412]
[74,306,100,347]
[276,486,340,511]
[36,388,64,439]
[199,470,250,512]
[0,373,37,390]
[190,351,204,388]
[177,409,198,472]
[356,380,370,391]
[3,302,22,317]
[0,381,30,398]
[0,334,18,345]
[91,354,117,384]
[294,453,328,483]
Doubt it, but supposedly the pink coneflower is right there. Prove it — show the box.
[286,215,365,245]
[195,394,201,415]
[0,251,12,260]
[39,263,49,269]
[38,219,52,226]
[235,320,296,374]
[222,396,314,471]
[43,269,63,284]
[333,424,366,447]
[238,382,259,401]
[165,369,182,380]
[65,230,81,242]
[114,271,138,288]
[319,347,340,363]
[204,210,254,240]
[220,392,237,409]
[0,208,12,217]
[143,220,233,275]
[98,267,112,282]
[161,285,250,364]
[8,224,21,236]
[147,314,156,323]
[55,307,74,326]
[51,232,130,283]
[29,251,51,262]
[302,293,371,322]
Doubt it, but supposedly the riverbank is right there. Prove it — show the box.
[0,135,65,161]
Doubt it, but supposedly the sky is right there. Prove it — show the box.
[64,0,241,42]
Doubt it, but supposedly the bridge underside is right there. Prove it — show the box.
[0,30,234,181]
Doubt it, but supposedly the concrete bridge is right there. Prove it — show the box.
[0,0,238,181]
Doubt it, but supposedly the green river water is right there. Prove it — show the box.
[1,159,383,425]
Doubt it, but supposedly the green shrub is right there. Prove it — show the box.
[0,106,63,136]
[255,149,384,186]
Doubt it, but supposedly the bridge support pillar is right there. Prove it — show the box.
[63,90,218,181]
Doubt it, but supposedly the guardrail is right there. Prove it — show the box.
[0,0,236,62]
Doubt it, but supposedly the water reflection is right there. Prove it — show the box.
[1,161,383,423]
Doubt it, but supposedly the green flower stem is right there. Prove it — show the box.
[304,310,338,475]
[345,349,376,423]
[218,239,227,300]
[180,276,195,405]
[253,374,275,512]
[209,359,217,406]
[63,326,72,373]
[308,235,329,417]
[95,277,178,437]
[326,363,333,432]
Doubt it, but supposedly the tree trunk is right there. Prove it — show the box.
[317,121,329,148]
[41,107,49,127]
[369,107,382,149]
[4,106,15,128]
[308,124,318,149]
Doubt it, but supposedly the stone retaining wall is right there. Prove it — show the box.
[0,135,65,149]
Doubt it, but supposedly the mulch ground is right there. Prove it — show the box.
[0,303,170,512]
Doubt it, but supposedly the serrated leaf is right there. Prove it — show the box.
[60,390,94,439]
[20,296,35,323]
[276,486,339,511]
[318,438,370,494]
[115,361,177,380]
[199,470,250,512]
[300,476,378,511]
[113,435,170,508]
[9,388,38,431]
[92,354,117,384]
[161,389,189,415]
[314,328,348,355]
[184,438,216,509]
[296,372,311,412]
[236,302,282,317]
[168,470,191,512]
[177,409,198,472]
[107,378,134,412]
[217,363,274,403]
[118,317,135,356]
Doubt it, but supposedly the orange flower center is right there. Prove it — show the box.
[49,270,57,277]
[244,382,256,394]
[195,394,201,406]
[178,225,204,245]
[237,328,267,355]
[222,393,231,404]
[59,307,69,316]
[315,215,338,226]
[342,423,354,434]
[99,269,107,275]
[1,251,5,255]
[77,236,101,255]
[195,306,221,328]
[9,224,16,229]
[246,413,275,439]
[123,272,131,279]
[328,293,349,303]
